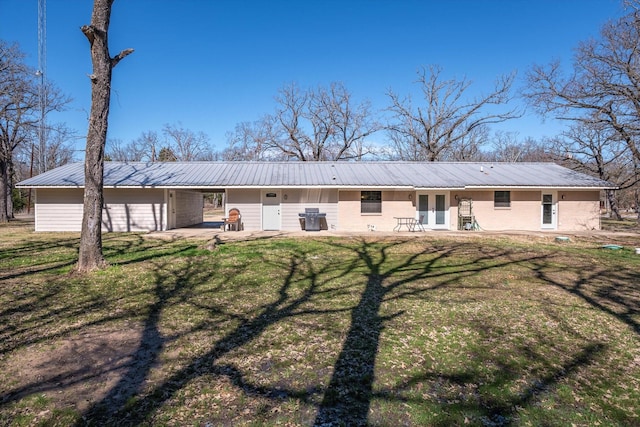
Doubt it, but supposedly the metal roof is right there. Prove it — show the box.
[16,161,615,190]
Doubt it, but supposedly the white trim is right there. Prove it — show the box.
[416,191,450,230]
[166,190,177,230]
[415,187,466,191]
[34,189,39,231]
[541,191,558,230]
[164,189,168,231]
[261,190,281,231]
[16,185,84,189]
[18,184,614,191]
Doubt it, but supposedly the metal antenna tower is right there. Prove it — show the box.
[36,0,47,173]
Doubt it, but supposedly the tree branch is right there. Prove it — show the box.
[111,48,134,68]
[80,25,95,45]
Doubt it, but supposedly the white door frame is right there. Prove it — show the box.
[541,191,558,229]
[417,191,450,230]
[262,190,281,230]
[167,190,176,230]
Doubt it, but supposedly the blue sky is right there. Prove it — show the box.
[0,0,626,157]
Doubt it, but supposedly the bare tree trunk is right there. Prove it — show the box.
[77,0,132,272]
[7,159,14,218]
[606,189,623,221]
[635,188,640,223]
[0,160,8,222]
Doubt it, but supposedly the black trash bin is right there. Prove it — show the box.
[299,208,326,231]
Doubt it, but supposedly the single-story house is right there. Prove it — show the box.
[16,161,614,233]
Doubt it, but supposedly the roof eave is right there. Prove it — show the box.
[463,185,615,190]
[16,184,83,189]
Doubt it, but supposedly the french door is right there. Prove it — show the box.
[417,192,449,229]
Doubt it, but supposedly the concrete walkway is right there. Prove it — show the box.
[146,222,640,245]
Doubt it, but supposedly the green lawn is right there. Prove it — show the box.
[1,221,639,426]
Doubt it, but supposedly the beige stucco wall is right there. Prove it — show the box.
[451,190,601,231]
[452,190,541,231]
[557,190,601,231]
[338,190,415,232]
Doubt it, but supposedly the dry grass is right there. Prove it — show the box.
[1,218,639,426]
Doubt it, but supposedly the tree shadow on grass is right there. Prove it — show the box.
[0,236,199,360]
[74,237,551,426]
[74,243,352,425]
[313,239,552,426]
[375,341,606,426]
[0,236,82,280]
[4,235,636,425]
[531,257,640,336]
[0,242,213,418]
[75,255,222,421]
[0,233,184,281]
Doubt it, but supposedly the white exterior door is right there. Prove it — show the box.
[417,192,449,229]
[541,192,557,229]
[262,191,281,230]
[167,190,176,230]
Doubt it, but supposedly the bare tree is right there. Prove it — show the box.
[524,3,640,223]
[525,5,640,165]
[548,121,636,220]
[388,123,488,161]
[483,132,551,162]
[107,126,215,162]
[223,120,277,160]
[77,0,133,272]
[105,138,134,161]
[309,83,381,160]
[277,82,324,160]
[162,123,212,161]
[225,82,380,161]
[131,130,161,161]
[386,65,521,161]
[489,131,524,162]
[43,123,77,170]
[444,124,490,161]
[106,132,153,162]
[0,41,69,222]
[387,132,422,161]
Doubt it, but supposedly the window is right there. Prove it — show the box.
[494,191,511,208]
[361,191,382,213]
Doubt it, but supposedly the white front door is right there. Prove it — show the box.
[262,191,281,230]
[417,192,449,229]
[541,192,557,229]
